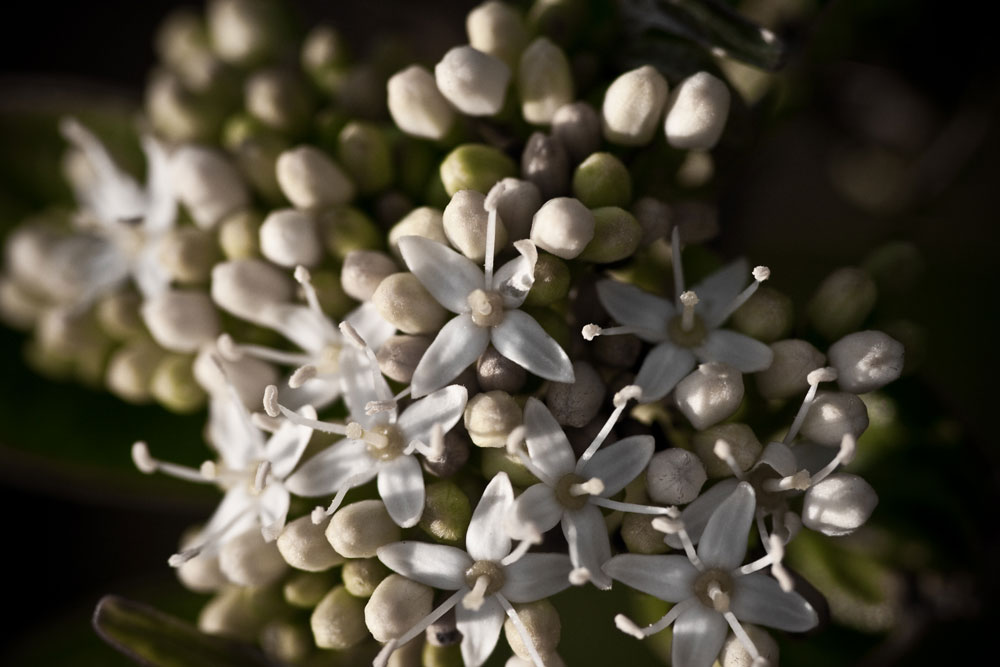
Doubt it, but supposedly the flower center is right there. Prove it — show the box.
[464,560,506,596]
[554,473,592,510]
[361,424,407,461]
[315,342,342,374]
[667,290,707,347]
[693,568,734,613]
[467,289,506,328]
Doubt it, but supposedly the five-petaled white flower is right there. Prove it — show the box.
[375,472,573,667]
[585,227,773,402]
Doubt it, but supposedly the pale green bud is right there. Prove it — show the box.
[231,132,288,205]
[602,65,669,146]
[199,586,275,641]
[424,643,464,667]
[150,354,207,413]
[720,624,779,667]
[376,334,431,384]
[387,637,424,667]
[372,273,448,335]
[807,267,877,341]
[301,25,349,75]
[156,10,209,72]
[106,338,167,404]
[675,362,744,430]
[0,277,44,330]
[420,481,472,545]
[443,189,508,262]
[523,252,570,307]
[545,361,604,427]
[259,209,323,268]
[96,290,145,340]
[218,210,262,259]
[245,68,313,135]
[481,447,539,487]
[675,150,714,188]
[622,513,669,554]
[276,145,355,210]
[522,132,569,200]
[440,144,518,196]
[388,65,456,141]
[318,206,382,261]
[518,37,573,125]
[158,227,221,285]
[260,620,311,664]
[207,0,285,67]
[504,599,560,659]
[366,574,434,643]
[465,390,523,448]
[342,250,399,302]
[732,286,793,343]
[755,339,826,400]
[467,1,528,68]
[646,448,707,505]
[277,514,344,572]
[435,45,511,116]
[693,423,762,478]
[284,571,337,608]
[577,206,641,263]
[311,585,369,650]
[145,71,222,144]
[326,499,401,559]
[218,528,288,587]
[388,207,448,260]
[527,0,586,47]
[342,558,390,598]
[529,197,594,259]
[664,71,731,150]
[572,152,631,209]
[338,121,393,195]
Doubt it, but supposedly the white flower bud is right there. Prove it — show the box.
[443,189,508,261]
[646,448,707,505]
[259,209,323,267]
[372,272,448,335]
[503,599,561,659]
[388,207,448,260]
[277,514,345,572]
[245,69,311,133]
[465,390,523,448]
[218,528,288,587]
[518,37,574,125]
[326,500,401,559]
[484,178,542,241]
[467,1,528,67]
[142,289,221,353]
[207,0,279,65]
[720,624,779,667]
[276,145,355,210]
[801,391,869,446]
[828,330,904,394]
[692,423,762,478]
[807,266,877,341]
[211,259,294,321]
[177,552,227,593]
[106,339,166,404]
[522,132,570,199]
[551,101,602,163]
[365,574,434,642]
[545,361,604,428]
[755,339,827,400]
[199,586,269,641]
[664,71,731,150]
[435,45,511,116]
[377,335,431,384]
[341,250,398,302]
[529,197,594,259]
[311,585,369,650]
[388,66,456,140]
[284,571,336,608]
[674,362,745,430]
[602,65,669,146]
[170,145,249,229]
[193,345,278,408]
[802,472,878,536]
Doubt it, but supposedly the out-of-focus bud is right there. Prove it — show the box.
[420,481,472,545]
[440,144,518,196]
[572,152,631,209]
[171,145,250,228]
[504,599,561,660]
[862,241,924,296]
[337,121,393,195]
[577,206,641,263]
[277,514,344,572]
[435,45,511,116]
[646,448,707,505]
[146,71,223,144]
[193,345,278,409]
[207,0,285,67]
[692,423,762,478]
[664,71,731,150]
[467,1,528,68]
[365,574,434,642]
[807,267,877,341]
[258,209,323,268]
[260,620,311,664]
[443,189,508,262]
[245,69,313,135]
[142,290,220,353]
[96,290,145,340]
[802,472,878,536]
[755,339,826,400]
[602,65,669,146]
[211,258,295,321]
[551,101,601,163]
[218,210,262,259]
[311,585,369,650]
[326,500,401,559]
[522,132,570,200]
[518,37,574,125]
[276,145,355,210]
[732,286,793,343]
[674,362,744,430]
[377,335,431,384]
[284,571,337,608]
[828,330,904,394]
[671,201,719,244]
[199,586,274,641]
[372,273,448,335]
[465,390,523,448]
[158,228,221,285]
[150,353,206,413]
[630,196,671,245]
[341,250,398,302]
[318,206,381,261]
[388,66,456,140]
[106,338,166,404]
[530,197,594,259]
[218,528,288,587]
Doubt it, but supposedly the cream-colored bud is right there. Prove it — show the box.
[828,330,904,394]
[142,289,221,353]
[377,335,431,383]
[602,65,669,146]
[199,586,270,641]
[284,571,337,608]
[158,227,221,285]
[218,209,262,259]
[342,250,399,302]
[529,197,594,259]
[732,286,793,343]
[177,552,227,594]
[326,500,401,559]
[692,423,762,478]
[171,145,249,228]
[802,472,878,536]
[467,1,528,67]
[259,209,323,267]
[365,574,434,642]
[245,69,312,134]
[342,558,390,598]
[420,481,472,545]
[277,514,344,572]
[465,390,523,448]
[755,339,826,400]
[388,207,448,260]
[311,585,369,650]
[372,273,448,335]
[443,189,508,262]
[260,620,311,664]
[388,66,456,140]
[211,259,294,321]
[504,599,561,659]
[545,361,604,427]
[485,178,542,241]
[193,346,278,409]
[106,339,166,404]
[518,37,573,125]
[801,392,869,446]
[207,0,282,66]
[807,267,878,341]
[664,71,731,150]
[435,45,511,116]
[276,145,355,210]
[218,528,288,587]
[150,354,206,413]
[646,448,707,505]
[674,362,744,430]
[720,624,779,667]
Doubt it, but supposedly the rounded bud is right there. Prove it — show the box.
[524,252,570,307]
[158,227,221,285]
[802,472,878,536]
[301,24,348,73]
[341,250,399,302]
[372,272,448,335]
[622,513,670,555]
[318,206,381,261]
[481,446,540,487]
[529,197,595,259]
[755,339,826,401]
[311,585,369,650]
[326,500,401,559]
[720,624,779,667]
[277,514,344,572]
[245,69,312,134]
[676,150,715,188]
[551,101,601,163]
[521,132,570,200]
[199,586,270,641]
[260,620,311,664]
[207,0,283,66]
[674,362,745,430]
[284,571,337,608]
[170,145,250,228]
[828,330,904,394]
[440,144,519,196]
[365,574,434,642]
[259,209,322,267]
[423,430,472,479]
[211,258,294,321]
[218,528,288,587]
[732,286,793,343]
[443,189,508,262]
[646,448,707,505]
[142,290,220,354]
[388,207,448,260]
[467,1,528,68]
[465,390,523,448]
[518,37,573,125]
[800,392,869,446]
[672,201,720,244]
[420,480,473,544]
[106,339,166,404]
[602,65,669,146]
[692,423,762,478]
[342,558,390,598]
[484,178,542,242]
[629,196,671,245]
[337,121,393,196]
[218,209,262,259]
[807,267,878,341]
[545,361,604,427]
[435,45,511,116]
[388,66,456,140]
[374,334,430,384]
[862,241,924,296]
[664,71,731,150]
[276,145,355,210]
[477,345,527,393]
[577,207,641,263]
[504,599,561,659]
[572,152,631,209]
[150,354,206,413]
[176,551,227,594]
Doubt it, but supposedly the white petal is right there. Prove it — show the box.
[456,596,505,667]
[581,435,655,497]
[258,484,290,537]
[339,348,392,427]
[563,505,613,589]
[378,455,426,528]
[595,279,673,342]
[506,484,563,540]
[695,329,773,373]
[491,310,574,383]
[207,397,258,472]
[602,554,698,601]
[411,314,490,397]
[635,343,697,401]
[398,235,484,313]
[345,301,396,350]
[501,553,573,602]
[664,478,740,549]
[278,376,341,411]
[284,439,376,497]
[467,472,514,561]
[256,303,333,353]
[731,573,819,632]
[265,405,316,479]
[697,482,756,570]
[139,133,176,234]
[491,240,537,309]
[523,398,576,481]
[672,603,728,667]
[377,541,471,589]
[203,486,257,539]
[692,258,749,326]
[397,385,469,445]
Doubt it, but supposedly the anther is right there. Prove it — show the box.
[707,581,730,613]
[680,290,699,331]
[582,323,602,341]
[288,364,318,388]
[569,477,605,497]
[615,614,646,640]
[613,384,642,408]
[752,266,771,282]
[763,470,812,493]
[768,534,794,592]
[131,442,157,474]
[200,460,217,479]
[293,265,311,285]
[807,367,838,386]
[252,460,271,494]
[263,385,280,417]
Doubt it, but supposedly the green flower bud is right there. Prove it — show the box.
[602,65,669,146]
[523,252,569,307]
[326,499,401,559]
[675,362,744,430]
[465,390,523,448]
[377,334,431,384]
[388,65,456,141]
[158,228,221,286]
[420,481,472,545]
[622,513,669,555]
[862,241,923,296]
[693,423,762,478]
[646,448,707,505]
[218,210,262,259]
[477,345,527,393]
[731,286,793,343]
[504,599,561,659]
[277,514,344,572]
[218,528,288,587]
[545,361,604,428]
[284,571,337,608]
[807,266,877,341]
[245,69,313,135]
[518,37,573,125]
[664,71,731,150]
[388,207,448,260]
[96,290,145,340]
[150,353,207,413]
[342,558,390,598]
[754,339,826,400]
[317,206,382,261]
[577,206,641,263]
[522,132,569,200]
[231,132,288,205]
[440,144,518,196]
[106,338,167,404]
[207,0,287,67]
[372,273,448,335]
[338,121,394,195]
[276,145,355,210]
[260,619,311,664]
[529,197,594,259]
[365,574,434,642]
[311,585,369,650]
[145,71,223,144]
[467,1,528,68]
[572,152,631,209]
[481,447,539,487]
[443,190,508,262]
[387,637,423,667]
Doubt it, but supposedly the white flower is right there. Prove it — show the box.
[400,190,574,397]
[374,472,573,667]
[585,227,772,402]
[604,482,818,667]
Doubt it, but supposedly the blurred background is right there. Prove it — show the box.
[0,0,996,664]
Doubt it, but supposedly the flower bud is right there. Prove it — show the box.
[146,71,221,144]
[258,209,322,267]
[481,178,541,242]
[171,145,250,228]
[388,66,456,140]
[828,330,904,394]
[671,201,720,244]
[326,500,401,559]
[388,638,424,667]
[477,345,527,393]
[96,290,145,340]
[106,339,166,404]
[802,472,878,536]
[218,528,288,587]
[862,241,924,296]
[529,197,594,259]
[199,586,272,640]
[284,571,337,608]
[372,272,448,335]
[720,624,779,667]
[388,207,448,260]
[218,210,262,259]
[518,37,573,125]
[230,131,288,205]
[311,585,369,650]
[276,145,355,210]
[245,69,312,134]
[370,335,428,384]
[807,267,877,341]
[342,558,390,598]
[435,45,511,116]
[577,207,641,263]
[519,253,567,309]
[664,71,731,150]
[674,362,744,430]
[150,354,206,413]
[467,1,528,68]
[729,286,793,344]
[754,339,826,401]
[630,197,671,245]
[142,290,221,353]
[318,206,382,261]
[366,574,434,642]
[545,361,604,427]
[622,513,669,555]
[211,258,295,321]
[692,423,762,478]
[193,346,278,408]
[260,620,311,664]
[301,24,349,71]
[676,150,715,188]
[522,132,570,200]
[159,227,221,285]
[646,448,707,505]
[801,392,869,446]
[504,599,561,659]
[207,0,284,66]
[465,390,523,448]
[0,277,42,329]
[440,144,519,196]
[423,430,472,479]
[572,152,631,209]
[551,101,601,163]
[341,250,398,302]
[602,65,669,146]
[481,446,540,487]
[176,552,227,594]
[443,190,508,262]
[420,480,473,544]
[337,121,393,195]
[277,514,344,572]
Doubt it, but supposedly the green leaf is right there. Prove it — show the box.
[93,596,274,667]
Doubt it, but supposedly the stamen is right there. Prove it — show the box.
[768,533,794,592]
[372,589,465,667]
[576,385,641,472]
[762,470,812,493]
[589,497,672,515]
[811,433,856,485]
[581,323,602,341]
[679,290,699,332]
[263,385,280,418]
[497,593,547,667]
[339,320,394,403]
[784,367,837,444]
[581,323,662,341]
[707,580,730,612]
[671,226,685,305]
[484,207,497,287]
[616,598,692,640]
[713,439,746,479]
[569,568,591,586]
[131,442,156,474]
[294,265,325,317]
[250,412,282,432]
[501,539,535,565]
[311,470,375,524]
[428,422,445,461]
[723,611,762,662]
[168,507,252,566]
[708,265,771,327]
[288,365,318,388]
[217,334,313,366]
[265,390,349,435]
[505,428,556,486]
[131,442,210,483]
[570,477,605,496]
[462,575,490,611]
[652,510,702,569]
[351,423,389,449]
[252,460,271,494]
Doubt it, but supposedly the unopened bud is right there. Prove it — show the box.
[529,197,594,259]
[755,339,826,400]
[365,574,434,642]
[477,345,528,392]
[482,178,541,242]
[572,152,631,209]
[218,528,288,587]
[675,362,744,430]
[260,620,311,664]
[467,1,528,68]
[522,132,570,200]
[646,448,707,505]
[577,207,641,264]
[318,206,382,261]
[171,145,250,228]
[862,241,924,297]
[622,513,670,555]
[504,599,561,659]
[802,472,878,536]
[142,290,220,354]
[518,37,573,125]
[692,423,762,478]
[245,68,312,134]
[277,514,344,572]
[545,361,604,427]
[423,430,472,479]
[106,339,167,404]
[440,144,518,196]
[732,287,793,343]
[602,65,669,146]
[523,252,570,307]
[212,259,295,321]
[342,558,390,598]
[443,189,508,262]
[481,446,540,487]
[276,145,355,210]
[159,227,221,285]
[465,390,523,448]
[373,334,429,383]
[807,267,877,341]
[664,71,731,150]
[800,392,869,446]
[372,272,448,335]
[342,250,399,302]
[551,101,601,163]
[150,354,207,413]
[311,585,369,650]
[326,500,401,559]
[420,481,473,545]
[435,45,510,116]
[720,624,779,667]
[199,586,272,641]
[388,66,456,140]
[218,209,262,259]
[337,121,393,195]
[284,571,337,608]
[96,290,145,341]
[630,197,671,245]
[388,207,448,260]
[259,209,322,268]
[828,330,904,394]
[207,0,285,66]
[193,347,277,409]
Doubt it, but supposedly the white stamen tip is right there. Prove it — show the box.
[570,478,605,496]
[651,516,685,534]
[216,334,242,360]
[790,470,812,490]
[614,614,646,640]
[311,506,327,525]
[168,549,198,567]
[713,439,733,460]
[338,321,367,349]
[569,567,591,586]
[262,385,280,417]
[582,323,602,341]
[293,265,311,284]
[288,365,318,388]
[199,460,217,479]
[131,442,156,474]
[346,422,365,440]
[760,27,776,44]
[752,266,771,282]
[462,576,490,611]
[807,367,838,385]
[613,384,642,408]
[679,290,699,307]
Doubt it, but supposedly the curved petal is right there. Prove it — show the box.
[139,133,176,234]
[672,603,728,667]
[339,345,393,427]
[697,482,756,570]
[284,439,376,497]
[467,472,514,561]
[506,484,563,540]
[256,303,334,353]
[692,258,749,327]
[278,376,341,411]
[563,505,613,589]
[664,478,740,549]
[378,455,426,528]
[695,329,773,373]
[595,279,673,342]
[501,553,573,602]
[491,310,574,383]
[203,486,257,538]
[258,484,290,538]
[345,301,395,350]
[731,573,820,632]
[456,596,505,667]
[635,342,697,402]
[398,235,484,313]
[266,405,316,479]
[397,384,469,445]
[411,314,490,397]
[377,541,471,589]
[602,554,698,602]
[492,240,537,309]
[523,398,576,482]
[207,397,258,472]
[581,435,655,497]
